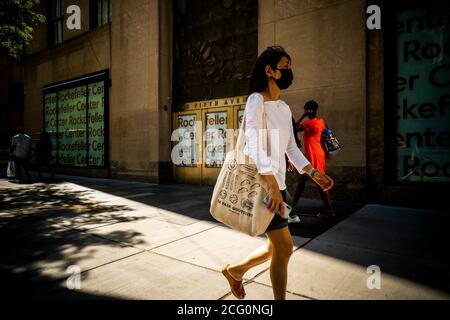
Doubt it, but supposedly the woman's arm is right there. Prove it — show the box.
[285,123,311,176]
[286,119,334,191]
[295,112,308,126]
[295,112,308,132]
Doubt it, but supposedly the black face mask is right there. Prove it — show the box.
[275,68,293,90]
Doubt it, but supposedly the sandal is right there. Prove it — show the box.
[221,264,245,299]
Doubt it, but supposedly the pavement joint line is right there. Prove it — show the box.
[80,220,218,252]
[54,219,135,232]
[145,245,257,287]
[36,216,152,252]
[73,250,147,276]
[120,192,155,199]
[146,244,265,298]
[26,250,148,286]
[0,233,147,286]
[74,242,248,300]
[145,224,220,251]
[248,279,317,300]
[287,290,317,300]
[15,209,127,230]
[11,218,146,249]
[57,212,162,232]
[217,278,316,300]
[217,292,232,300]
[146,249,226,275]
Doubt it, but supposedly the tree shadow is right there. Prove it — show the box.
[0,181,151,299]
[55,179,219,224]
[65,177,364,238]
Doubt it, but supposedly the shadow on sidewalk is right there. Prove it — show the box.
[0,182,150,299]
[55,177,364,239]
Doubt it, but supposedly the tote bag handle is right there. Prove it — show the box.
[234,100,267,157]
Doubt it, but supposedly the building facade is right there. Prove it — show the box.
[15,0,449,208]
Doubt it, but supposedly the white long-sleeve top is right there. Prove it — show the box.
[243,92,310,190]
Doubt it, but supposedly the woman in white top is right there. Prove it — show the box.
[221,46,334,300]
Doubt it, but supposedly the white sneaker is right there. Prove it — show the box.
[288,215,301,223]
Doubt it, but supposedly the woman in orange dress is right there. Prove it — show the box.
[288,100,335,219]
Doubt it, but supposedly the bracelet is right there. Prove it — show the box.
[310,168,317,178]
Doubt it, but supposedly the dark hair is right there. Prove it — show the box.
[304,100,319,115]
[248,46,291,94]
[17,127,25,134]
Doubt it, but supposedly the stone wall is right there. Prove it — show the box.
[23,25,111,136]
[23,0,174,183]
[109,0,173,183]
[259,0,368,201]
[0,50,24,154]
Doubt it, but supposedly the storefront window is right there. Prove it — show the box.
[44,92,58,162]
[237,109,244,130]
[177,114,198,166]
[57,85,87,166]
[396,2,450,182]
[88,81,106,166]
[43,72,107,167]
[205,111,227,168]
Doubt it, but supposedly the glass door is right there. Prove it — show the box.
[201,107,233,185]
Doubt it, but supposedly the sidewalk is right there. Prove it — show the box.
[0,173,449,300]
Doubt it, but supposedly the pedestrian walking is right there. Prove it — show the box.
[10,127,31,182]
[289,100,336,219]
[221,46,334,300]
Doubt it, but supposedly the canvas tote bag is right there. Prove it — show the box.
[210,105,274,237]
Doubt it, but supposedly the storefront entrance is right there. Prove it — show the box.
[172,96,247,185]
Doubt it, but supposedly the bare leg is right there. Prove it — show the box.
[317,186,333,211]
[227,227,294,300]
[267,226,294,300]
[291,174,308,214]
[227,240,273,281]
[316,186,335,218]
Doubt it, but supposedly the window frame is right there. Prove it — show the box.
[42,70,110,169]
[90,0,112,29]
[48,0,65,46]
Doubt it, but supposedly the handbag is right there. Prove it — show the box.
[321,121,341,159]
[7,161,16,178]
[210,104,274,237]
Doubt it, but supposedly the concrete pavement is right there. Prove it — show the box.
[0,173,449,300]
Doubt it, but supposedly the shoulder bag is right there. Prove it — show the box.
[210,104,274,237]
[321,120,342,159]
